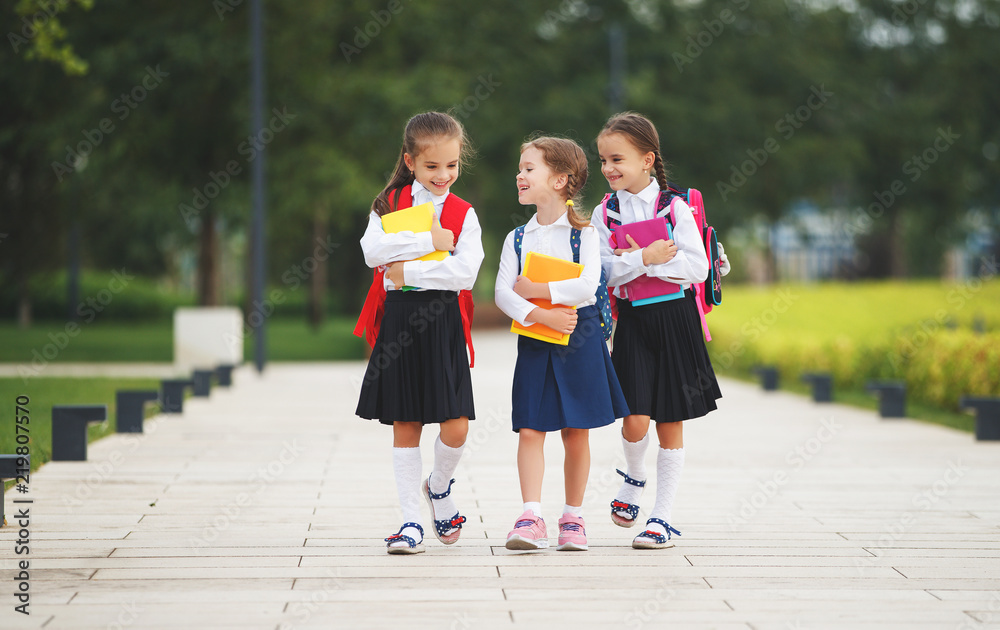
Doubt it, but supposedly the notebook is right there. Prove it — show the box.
[510,251,583,346]
[381,202,450,262]
[613,218,685,306]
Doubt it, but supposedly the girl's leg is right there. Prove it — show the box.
[390,421,424,548]
[426,417,470,533]
[506,428,549,549]
[613,414,652,523]
[561,428,590,510]
[517,428,546,504]
[644,421,685,538]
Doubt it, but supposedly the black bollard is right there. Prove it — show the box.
[801,372,833,403]
[192,370,213,397]
[116,391,159,433]
[216,364,235,387]
[51,405,108,461]
[161,379,193,414]
[960,397,1000,441]
[753,366,780,391]
[0,454,29,527]
[866,382,907,418]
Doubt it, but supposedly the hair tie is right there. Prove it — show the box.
[566,200,574,207]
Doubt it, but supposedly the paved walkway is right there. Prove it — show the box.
[2,331,1000,629]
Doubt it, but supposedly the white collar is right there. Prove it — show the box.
[411,180,448,205]
[523,210,572,233]
[617,178,660,208]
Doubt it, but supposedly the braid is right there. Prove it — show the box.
[653,151,669,190]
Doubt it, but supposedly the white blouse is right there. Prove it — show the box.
[494,211,601,327]
[591,179,708,299]
[359,180,484,292]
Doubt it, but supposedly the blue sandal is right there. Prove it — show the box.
[631,517,681,549]
[385,522,425,555]
[422,475,467,544]
[610,469,646,528]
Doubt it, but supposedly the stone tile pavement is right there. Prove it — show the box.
[2,331,999,629]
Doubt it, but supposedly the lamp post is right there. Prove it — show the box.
[250,0,267,373]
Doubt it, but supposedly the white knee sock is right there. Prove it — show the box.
[613,431,649,518]
[646,447,684,536]
[392,447,423,545]
[428,435,464,526]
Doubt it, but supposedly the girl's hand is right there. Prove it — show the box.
[641,239,677,266]
[386,262,406,289]
[430,216,456,252]
[513,275,538,300]
[542,307,578,335]
[614,234,641,256]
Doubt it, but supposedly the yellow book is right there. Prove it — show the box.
[510,252,583,346]
[380,202,449,262]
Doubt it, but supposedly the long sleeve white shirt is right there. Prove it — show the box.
[359,180,484,292]
[494,211,601,327]
[592,179,709,299]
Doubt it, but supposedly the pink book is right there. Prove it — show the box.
[613,218,685,306]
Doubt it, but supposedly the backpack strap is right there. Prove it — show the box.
[513,225,525,273]
[354,185,416,347]
[570,228,582,264]
[441,192,476,367]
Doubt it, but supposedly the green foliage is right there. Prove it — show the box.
[708,280,1000,414]
[2,0,999,323]
[0,270,194,321]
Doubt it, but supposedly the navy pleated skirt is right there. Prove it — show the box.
[356,290,475,425]
[612,290,721,423]
[512,305,629,432]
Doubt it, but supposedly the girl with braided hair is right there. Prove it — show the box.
[594,112,723,549]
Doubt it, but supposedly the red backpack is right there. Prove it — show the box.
[601,184,722,341]
[353,185,476,366]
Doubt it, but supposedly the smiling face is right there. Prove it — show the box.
[403,136,461,196]
[597,132,655,195]
[515,145,566,206]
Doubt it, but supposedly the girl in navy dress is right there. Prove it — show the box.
[495,136,629,551]
[594,112,725,549]
[355,112,485,554]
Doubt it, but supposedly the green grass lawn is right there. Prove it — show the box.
[0,377,163,491]
[0,317,367,364]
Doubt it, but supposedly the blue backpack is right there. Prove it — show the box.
[513,225,614,341]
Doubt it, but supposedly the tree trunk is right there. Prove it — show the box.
[308,212,327,330]
[17,277,31,329]
[888,210,908,278]
[197,210,220,306]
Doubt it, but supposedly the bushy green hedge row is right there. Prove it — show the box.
[0,271,354,321]
[706,281,1000,412]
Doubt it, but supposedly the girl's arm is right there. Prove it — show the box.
[359,211,437,268]
[399,209,485,291]
[645,200,709,285]
[546,225,601,306]
[592,203,648,288]
[494,230,540,326]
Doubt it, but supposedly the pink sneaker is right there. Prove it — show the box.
[505,511,548,550]
[557,513,588,551]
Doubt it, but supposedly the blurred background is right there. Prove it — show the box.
[1,0,998,426]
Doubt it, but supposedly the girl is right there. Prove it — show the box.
[355,112,485,554]
[495,136,629,551]
[594,112,725,549]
